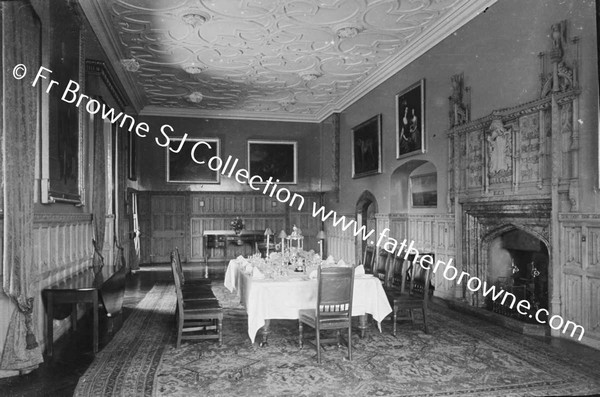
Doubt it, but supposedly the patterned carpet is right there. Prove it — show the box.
[75,282,600,396]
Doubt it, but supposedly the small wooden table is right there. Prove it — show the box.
[42,268,102,357]
[203,230,265,276]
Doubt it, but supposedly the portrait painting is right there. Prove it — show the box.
[352,114,382,178]
[248,140,297,184]
[46,2,83,202]
[166,138,220,183]
[396,79,425,158]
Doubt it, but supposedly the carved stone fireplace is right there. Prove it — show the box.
[461,199,552,313]
[487,228,549,319]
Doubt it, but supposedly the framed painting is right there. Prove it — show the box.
[396,79,425,158]
[44,1,84,203]
[247,140,297,184]
[351,114,382,178]
[166,138,220,183]
[128,131,137,181]
[410,172,437,207]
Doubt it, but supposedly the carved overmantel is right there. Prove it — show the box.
[447,21,581,314]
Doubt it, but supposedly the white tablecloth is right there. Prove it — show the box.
[224,258,392,343]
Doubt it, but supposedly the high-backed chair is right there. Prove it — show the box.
[374,248,391,286]
[361,244,376,274]
[298,266,355,364]
[385,257,432,336]
[170,251,223,348]
[170,255,217,303]
[174,247,212,288]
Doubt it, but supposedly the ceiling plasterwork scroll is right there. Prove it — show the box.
[83,0,495,121]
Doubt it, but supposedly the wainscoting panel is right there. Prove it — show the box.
[32,214,94,351]
[559,215,600,348]
[139,192,321,263]
[324,214,355,264]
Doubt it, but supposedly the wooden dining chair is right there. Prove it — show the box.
[374,248,391,286]
[170,251,223,348]
[174,247,212,288]
[385,257,432,336]
[361,244,376,274]
[298,266,355,364]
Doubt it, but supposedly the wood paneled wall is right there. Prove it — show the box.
[32,214,94,349]
[138,192,322,263]
[559,214,600,348]
[325,212,457,299]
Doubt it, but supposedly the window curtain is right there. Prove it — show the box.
[1,1,44,371]
[92,115,106,277]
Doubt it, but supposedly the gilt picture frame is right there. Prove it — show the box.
[396,79,425,158]
[352,114,382,178]
[166,138,220,183]
[247,140,297,184]
[43,2,85,203]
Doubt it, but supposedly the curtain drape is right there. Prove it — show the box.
[92,115,106,276]
[1,1,44,371]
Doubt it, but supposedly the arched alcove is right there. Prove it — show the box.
[355,190,378,265]
[390,160,437,213]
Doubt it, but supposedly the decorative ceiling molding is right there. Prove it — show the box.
[79,0,146,112]
[79,0,497,123]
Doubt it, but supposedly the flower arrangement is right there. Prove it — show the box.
[230,217,245,234]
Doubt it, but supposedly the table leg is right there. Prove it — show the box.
[92,290,99,355]
[47,292,54,357]
[358,315,368,338]
[71,304,77,332]
[259,320,271,347]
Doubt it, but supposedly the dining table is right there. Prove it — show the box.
[224,256,392,346]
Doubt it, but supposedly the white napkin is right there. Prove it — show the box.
[337,259,350,267]
[309,269,318,279]
[325,255,335,265]
[355,264,365,276]
[252,267,265,279]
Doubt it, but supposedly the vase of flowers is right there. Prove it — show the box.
[230,217,245,235]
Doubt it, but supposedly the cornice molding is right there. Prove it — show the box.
[139,106,321,124]
[448,88,580,136]
[34,212,93,225]
[78,0,145,112]
[325,0,498,118]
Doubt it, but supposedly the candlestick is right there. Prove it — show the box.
[266,234,270,257]
[318,240,323,258]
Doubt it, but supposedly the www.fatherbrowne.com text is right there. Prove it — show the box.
[17,64,585,341]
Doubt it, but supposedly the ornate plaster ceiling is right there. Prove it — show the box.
[81,0,495,122]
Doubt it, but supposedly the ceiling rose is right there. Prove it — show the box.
[299,71,321,81]
[334,23,362,39]
[120,58,140,72]
[181,11,209,27]
[182,63,206,74]
[186,91,203,103]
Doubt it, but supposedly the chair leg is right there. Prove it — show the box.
[392,306,397,337]
[298,321,304,348]
[218,317,223,346]
[316,329,321,364]
[336,330,342,348]
[347,326,352,361]
[422,307,428,334]
[176,315,183,349]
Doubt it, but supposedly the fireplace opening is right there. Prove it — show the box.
[486,229,549,322]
